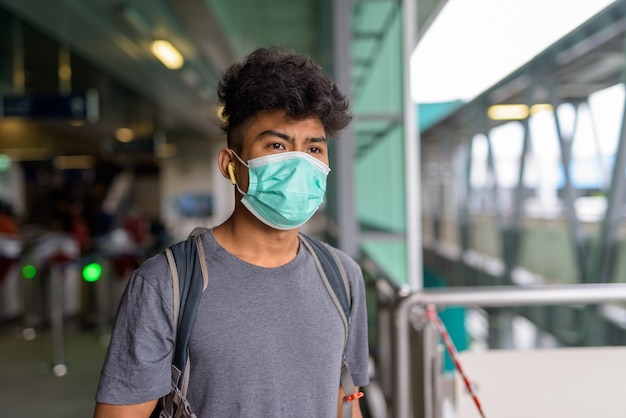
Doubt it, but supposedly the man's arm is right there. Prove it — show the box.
[337,386,363,418]
[93,400,158,418]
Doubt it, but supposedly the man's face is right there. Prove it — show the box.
[238,109,329,166]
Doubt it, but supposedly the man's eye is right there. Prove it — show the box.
[269,143,285,150]
[309,147,322,154]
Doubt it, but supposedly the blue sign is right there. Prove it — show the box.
[0,89,99,122]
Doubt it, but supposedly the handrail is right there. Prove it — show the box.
[393,283,626,418]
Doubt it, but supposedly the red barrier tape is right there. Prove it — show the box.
[426,305,487,418]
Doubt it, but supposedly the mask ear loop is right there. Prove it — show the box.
[230,149,248,167]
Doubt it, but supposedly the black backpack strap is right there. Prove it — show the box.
[299,233,351,325]
[152,233,206,418]
[168,235,205,389]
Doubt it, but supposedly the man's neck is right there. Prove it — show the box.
[212,212,300,268]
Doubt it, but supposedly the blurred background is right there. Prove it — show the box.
[0,1,625,417]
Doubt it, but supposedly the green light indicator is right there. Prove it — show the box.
[22,265,36,279]
[82,262,102,282]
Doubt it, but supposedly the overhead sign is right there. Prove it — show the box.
[0,89,99,122]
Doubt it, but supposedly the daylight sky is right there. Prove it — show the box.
[411,0,617,103]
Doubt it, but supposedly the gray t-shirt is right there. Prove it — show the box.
[95,229,369,417]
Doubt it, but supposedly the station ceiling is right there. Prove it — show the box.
[421,0,626,139]
[0,0,446,153]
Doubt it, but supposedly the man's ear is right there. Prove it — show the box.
[217,148,235,183]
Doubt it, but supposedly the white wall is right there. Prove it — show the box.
[455,346,626,418]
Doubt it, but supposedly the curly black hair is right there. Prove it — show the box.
[217,47,352,150]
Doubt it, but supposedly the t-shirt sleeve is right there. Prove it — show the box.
[338,252,370,388]
[95,256,175,405]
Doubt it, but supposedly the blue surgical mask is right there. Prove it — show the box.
[232,150,330,230]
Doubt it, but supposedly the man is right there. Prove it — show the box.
[94,47,369,417]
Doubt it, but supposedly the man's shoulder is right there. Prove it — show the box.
[133,250,170,285]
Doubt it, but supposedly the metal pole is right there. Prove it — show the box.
[406,283,626,308]
[421,320,436,418]
[402,0,422,291]
[332,0,359,259]
[50,263,67,377]
[393,283,626,417]
[395,292,416,418]
[22,251,40,339]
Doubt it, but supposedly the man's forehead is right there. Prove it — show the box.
[244,111,325,137]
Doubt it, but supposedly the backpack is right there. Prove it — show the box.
[152,228,362,418]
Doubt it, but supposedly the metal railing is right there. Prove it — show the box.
[389,282,626,418]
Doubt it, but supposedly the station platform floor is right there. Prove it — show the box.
[0,323,108,418]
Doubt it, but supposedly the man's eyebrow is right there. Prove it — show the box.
[258,129,292,141]
[257,130,327,143]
